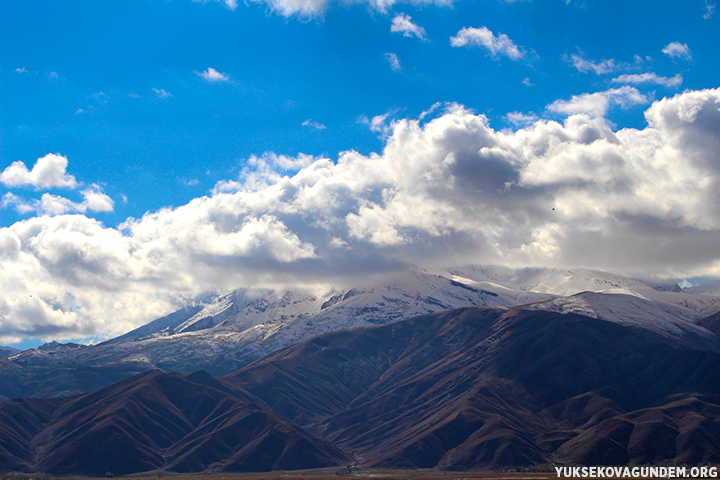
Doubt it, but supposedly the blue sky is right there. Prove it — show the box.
[3,0,716,225]
[1,0,719,347]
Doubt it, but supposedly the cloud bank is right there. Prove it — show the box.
[3,87,720,343]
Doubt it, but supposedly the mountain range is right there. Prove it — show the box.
[4,266,720,400]
[3,266,720,474]
[4,303,720,474]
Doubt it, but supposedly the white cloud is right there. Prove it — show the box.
[203,0,239,9]
[152,88,173,99]
[385,52,402,71]
[662,42,692,60]
[612,73,683,88]
[197,67,230,82]
[81,186,115,213]
[522,78,534,87]
[6,89,720,342]
[450,26,524,60]
[391,13,426,39]
[360,112,395,137]
[1,154,79,189]
[92,92,109,105]
[566,54,618,74]
[302,119,327,130]
[705,0,716,19]
[1,186,114,216]
[1,193,36,214]
[505,111,538,127]
[548,86,649,117]
[221,0,453,18]
[15,67,29,74]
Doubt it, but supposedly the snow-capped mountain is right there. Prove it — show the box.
[526,291,718,351]
[6,265,720,399]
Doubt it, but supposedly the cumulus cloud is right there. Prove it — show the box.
[566,54,618,74]
[612,72,683,88]
[391,13,426,39]
[450,26,524,60]
[547,86,649,117]
[385,52,402,71]
[1,154,79,189]
[6,88,720,342]
[663,42,692,60]
[197,67,230,82]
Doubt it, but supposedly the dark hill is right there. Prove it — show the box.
[5,305,720,473]
[0,370,349,475]
[226,306,720,469]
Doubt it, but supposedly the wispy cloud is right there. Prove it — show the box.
[385,52,402,71]
[704,0,716,19]
[505,111,538,127]
[450,26,524,60]
[566,54,618,74]
[1,186,114,216]
[92,92,110,104]
[360,112,394,137]
[152,88,173,99]
[612,72,682,87]
[302,119,327,130]
[391,14,426,40]
[548,86,648,117]
[209,0,452,19]
[662,42,692,60]
[196,67,230,82]
[15,67,29,74]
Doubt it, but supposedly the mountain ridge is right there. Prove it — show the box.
[4,266,720,400]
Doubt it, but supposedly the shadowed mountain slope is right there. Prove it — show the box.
[5,304,720,473]
[0,370,349,476]
[226,306,720,469]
